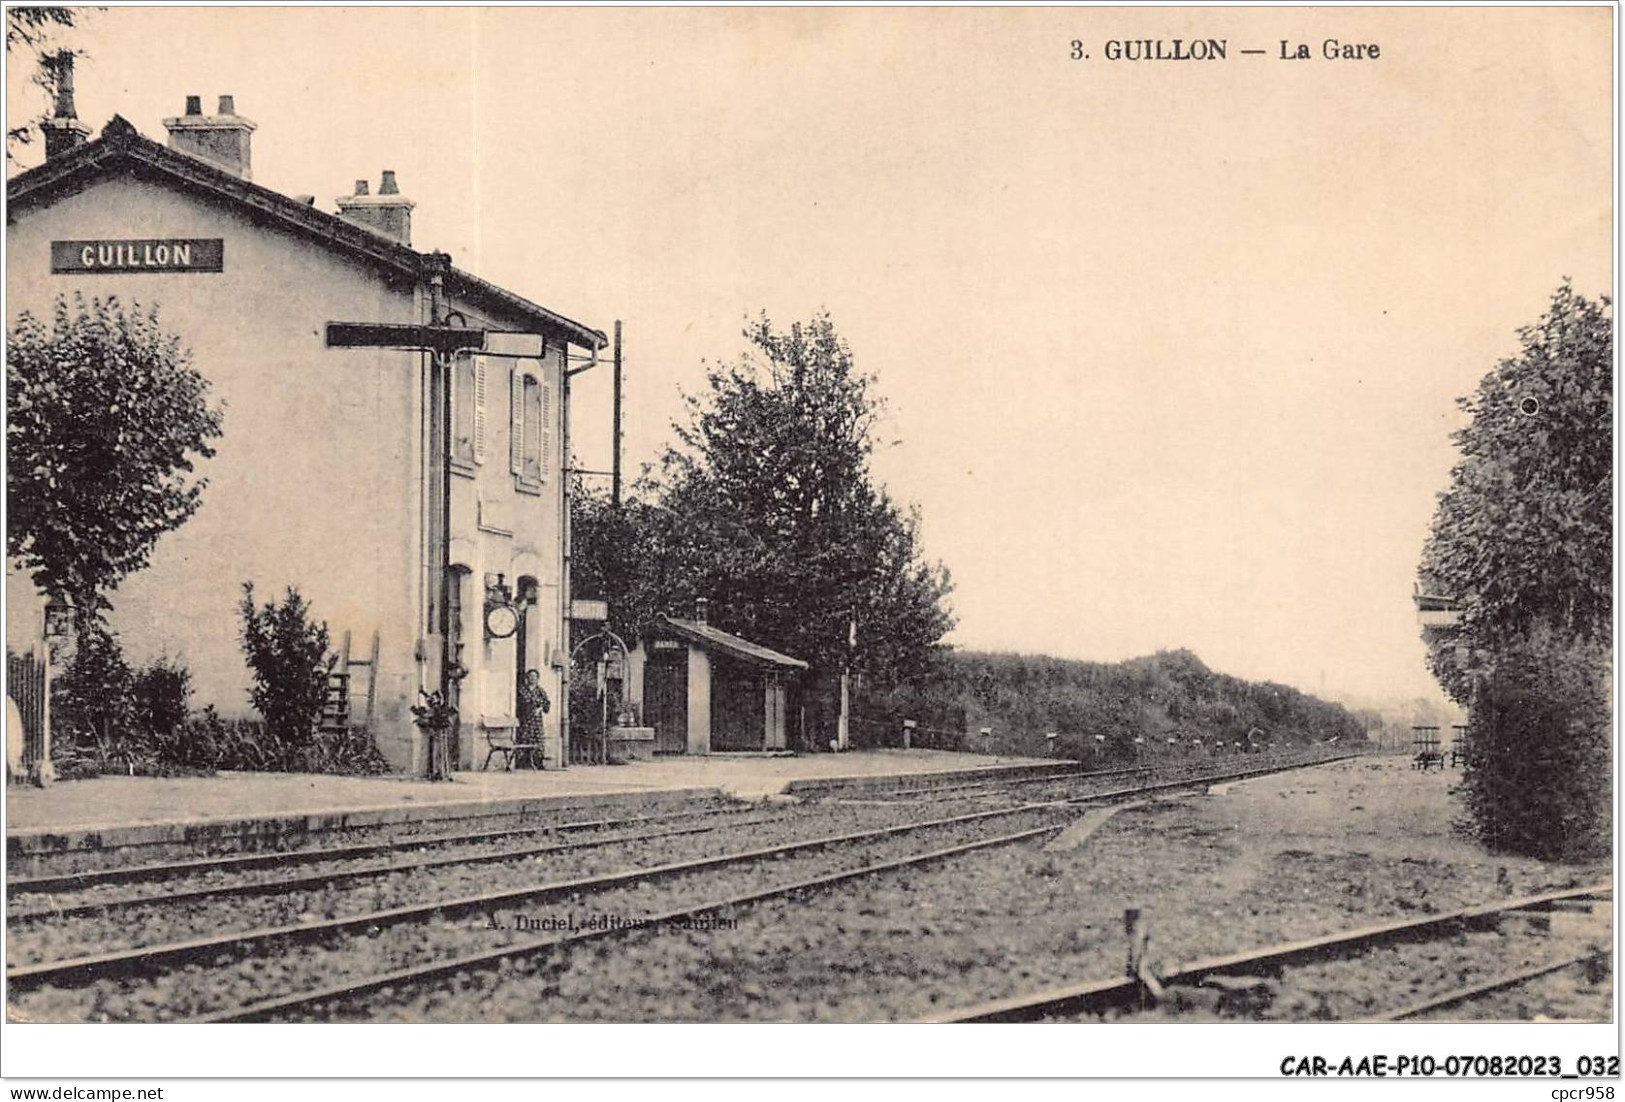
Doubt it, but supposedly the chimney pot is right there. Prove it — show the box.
[695,597,710,624]
[41,52,90,158]
[50,50,77,118]
[165,95,255,178]
[336,171,414,245]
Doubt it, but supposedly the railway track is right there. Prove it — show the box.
[8,751,1352,920]
[7,802,1078,1021]
[919,882,1613,1023]
[12,747,1352,936]
[5,810,792,923]
[5,750,1357,1023]
[7,801,753,890]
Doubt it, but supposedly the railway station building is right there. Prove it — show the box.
[6,84,609,772]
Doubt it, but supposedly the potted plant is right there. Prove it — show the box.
[410,688,457,781]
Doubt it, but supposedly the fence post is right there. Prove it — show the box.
[36,639,53,785]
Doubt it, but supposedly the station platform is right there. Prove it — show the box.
[3,749,1054,861]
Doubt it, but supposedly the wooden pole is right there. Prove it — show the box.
[612,320,623,511]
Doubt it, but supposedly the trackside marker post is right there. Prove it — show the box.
[1124,908,1165,1005]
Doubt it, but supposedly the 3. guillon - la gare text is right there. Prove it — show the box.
[1100,39,1381,61]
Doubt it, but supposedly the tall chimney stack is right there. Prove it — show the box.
[163,93,255,179]
[694,597,710,625]
[336,171,414,245]
[40,51,89,159]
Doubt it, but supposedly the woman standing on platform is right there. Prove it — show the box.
[517,668,550,767]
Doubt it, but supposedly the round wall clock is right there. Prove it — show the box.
[485,603,519,639]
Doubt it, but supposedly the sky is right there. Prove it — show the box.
[6,6,1613,710]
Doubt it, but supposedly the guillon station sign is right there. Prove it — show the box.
[51,238,225,273]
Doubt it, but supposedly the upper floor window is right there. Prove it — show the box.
[511,365,550,491]
[452,355,487,472]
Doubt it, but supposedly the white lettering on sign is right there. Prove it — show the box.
[52,239,223,273]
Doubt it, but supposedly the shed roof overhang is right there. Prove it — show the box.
[652,614,808,670]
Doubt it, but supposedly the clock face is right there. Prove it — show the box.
[485,604,518,639]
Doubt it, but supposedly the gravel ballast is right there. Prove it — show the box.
[7,803,1076,1022]
[300,755,1610,1023]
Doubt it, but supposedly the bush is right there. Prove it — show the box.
[45,597,391,778]
[238,582,333,753]
[132,657,190,745]
[50,628,211,778]
[1458,630,1611,861]
[50,625,136,778]
[236,583,391,775]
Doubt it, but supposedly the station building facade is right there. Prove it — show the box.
[6,92,608,771]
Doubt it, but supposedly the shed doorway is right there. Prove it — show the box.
[644,651,688,754]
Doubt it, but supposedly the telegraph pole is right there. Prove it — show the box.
[611,319,624,511]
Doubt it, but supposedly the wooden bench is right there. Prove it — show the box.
[1412,750,1445,772]
[482,729,543,771]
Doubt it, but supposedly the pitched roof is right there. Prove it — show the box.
[654,614,808,670]
[6,116,608,350]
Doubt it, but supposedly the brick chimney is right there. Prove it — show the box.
[163,94,255,179]
[39,51,89,159]
[336,171,414,245]
[694,597,710,625]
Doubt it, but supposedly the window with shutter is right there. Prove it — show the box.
[539,380,552,482]
[522,376,542,483]
[451,355,476,472]
[473,356,487,464]
[511,364,548,492]
[510,368,525,476]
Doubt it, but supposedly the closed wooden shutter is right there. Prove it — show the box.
[539,379,552,482]
[473,356,487,464]
[510,367,524,475]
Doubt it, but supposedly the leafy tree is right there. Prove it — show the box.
[8,294,224,624]
[573,312,955,736]
[1419,283,1611,699]
[1418,283,1612,859]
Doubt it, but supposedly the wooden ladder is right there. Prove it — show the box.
[320,630,380,733]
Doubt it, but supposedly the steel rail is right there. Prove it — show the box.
[1371,948,1612,1022]
[7,803,754,895]
[5,800,1079,991]
[6,813,788,923]
[8,751,1353,1007]
[824,765,1149,803]
[11,752,1350,911]
[919,881,1614,1022]
[194,820,1073,1023]
[830,752,1350,807]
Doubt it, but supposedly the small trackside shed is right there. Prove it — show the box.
[626,608,807,755]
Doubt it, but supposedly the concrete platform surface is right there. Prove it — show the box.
[5,748,1052,838]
